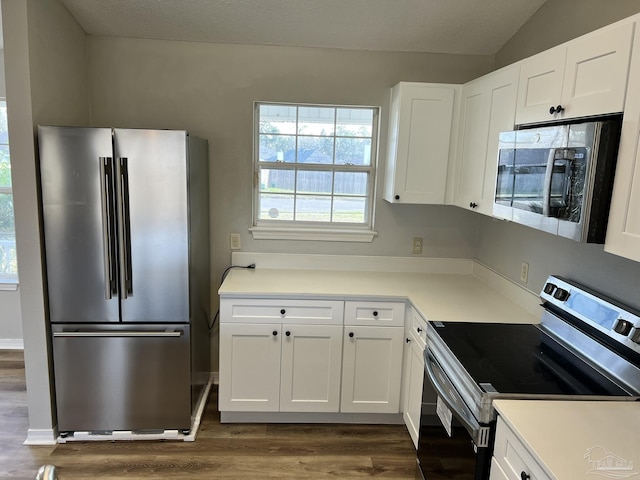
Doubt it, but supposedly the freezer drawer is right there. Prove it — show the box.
[52,324,191,433]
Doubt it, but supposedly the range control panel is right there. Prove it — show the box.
[540,275,640,353]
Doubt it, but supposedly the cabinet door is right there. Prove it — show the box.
[219,323,281,412]
[280,325,343,412]
[605,19,640,262]
[455,66,519,215]
[384,83,456,204]
[402,336,424,448]
[489,457,510,480]
[341,326,404,413]
[493,417,551,480]
[561,21,633,119]
[481,66,519,216]
[455,81,491,212]
[516,46,566,125]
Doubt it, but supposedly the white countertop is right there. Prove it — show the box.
[218,268,540,324]
[494,399,640,480]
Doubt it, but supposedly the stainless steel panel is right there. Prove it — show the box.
[114,129,189,323]
[38,126,119,323]
[52,323,191,432]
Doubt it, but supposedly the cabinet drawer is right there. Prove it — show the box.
[221,299,344,325]
[409,307,427,347]
[344,301,405,327]
[493,417,550,480]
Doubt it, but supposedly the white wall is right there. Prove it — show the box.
[2,0,89,439]
[86,37,492,287]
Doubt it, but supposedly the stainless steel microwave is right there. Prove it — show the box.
[493,119,621,242]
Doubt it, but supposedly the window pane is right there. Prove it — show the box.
[334,172,368,196]
[0,192,17,277]
[259,168,295,193]
[333,196,366,223]
[259,193,294,221]
[0,103,8,144]
[297,171,332,194]
[336,108,373,137]
[297,136,333,164]
[259,104,297,135]
[259,134,296,163]
[335,137,371,166]
[298,107,335,136]
[295,195,331,222]
[0,147,11,188]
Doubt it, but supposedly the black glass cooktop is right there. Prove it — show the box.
[430,322,630,397]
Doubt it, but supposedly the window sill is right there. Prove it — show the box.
[249,226,377,243]
[0,281,19,291]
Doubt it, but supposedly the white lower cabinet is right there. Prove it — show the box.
[280,324,343,412]
[340,325,404,413]
[219,298,406,417]
[402,307,427,448]
[219,323,282,412]
[490,416,552,480]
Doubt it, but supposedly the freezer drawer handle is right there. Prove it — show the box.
[53,330,183,338]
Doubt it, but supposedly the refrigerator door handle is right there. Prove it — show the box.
[53,330,183,338]
[116,157,133,297]
[99,157,117,299]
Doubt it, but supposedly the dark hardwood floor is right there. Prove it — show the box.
[0,350,417,479]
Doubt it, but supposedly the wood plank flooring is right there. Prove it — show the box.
[0,350,418,479]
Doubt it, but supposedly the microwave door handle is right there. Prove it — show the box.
[542,149,557,216]
[424,350,486,446]
[555,156,572,208]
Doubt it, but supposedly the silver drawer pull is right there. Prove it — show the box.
[53,330,183,338]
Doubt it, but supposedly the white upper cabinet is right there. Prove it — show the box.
[516,20,634,125]
[606,16,640,263]
[454,65,519,215]
[384,82,458,204]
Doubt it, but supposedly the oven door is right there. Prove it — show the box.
[417,349,493,480]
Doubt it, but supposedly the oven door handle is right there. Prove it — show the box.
[424,349,490,447]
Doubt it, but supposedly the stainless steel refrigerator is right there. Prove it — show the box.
[38,126,210,434]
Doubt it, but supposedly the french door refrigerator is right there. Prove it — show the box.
[38,126,210,435]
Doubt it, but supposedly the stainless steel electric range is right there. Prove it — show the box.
[417,275,640,480]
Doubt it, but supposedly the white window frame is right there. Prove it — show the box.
[0,97,18,288]
[250,102,379,242]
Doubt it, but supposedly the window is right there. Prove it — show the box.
[251,102,379,242]
[0,99,17,284]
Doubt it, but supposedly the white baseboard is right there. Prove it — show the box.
[221,411,404,424]
[231,252,473,274]
[0,338,24,350]
[24,428,57,445]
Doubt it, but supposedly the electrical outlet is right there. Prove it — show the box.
[520,261,529,283]
[230,233,242,250]
[412,237,423,255]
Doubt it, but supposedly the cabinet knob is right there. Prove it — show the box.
[417,327,423,333]
[395,194,400,200]
[285,331,291,337]
[280,309,286,315]
[520,472,531,480]
[406,338,411,343]
[372,311,378,317]
[469,202,478,209]
[549,104,565,114]
[272,330,278,336]
[349,332,354,338]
